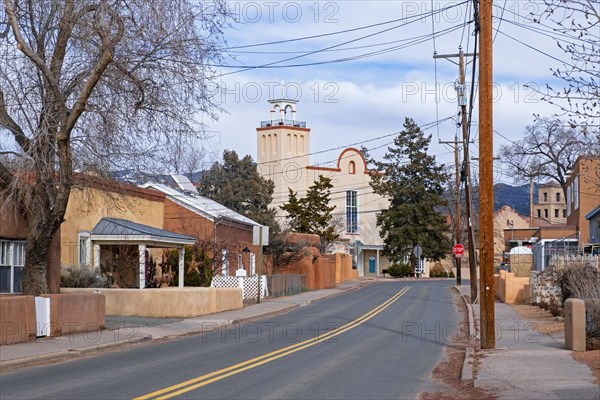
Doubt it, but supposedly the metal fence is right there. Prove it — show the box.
[266,274,307,298]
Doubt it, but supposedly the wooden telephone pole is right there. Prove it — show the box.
[434,49,476,291]
[478,0,495,350]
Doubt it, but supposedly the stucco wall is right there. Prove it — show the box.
[62,287,242,317]
[41,293,105,336]
[0,192,27,239]
[61,185,165,267]
[567,157,600,245]
[495,271,530,304]
[0,295,36,344]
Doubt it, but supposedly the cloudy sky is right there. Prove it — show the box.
[201,0,591,185]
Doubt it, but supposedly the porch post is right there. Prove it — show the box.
[178,246,185,288]
[139,244,146,289]
[93,244,101,270]
[376,248,380,276]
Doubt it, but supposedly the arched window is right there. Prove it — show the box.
[349,161,356,174]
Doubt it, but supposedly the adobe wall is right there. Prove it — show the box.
[0,293,104,344]
[494,271,530,304]
[0,296,36,344]
[62,287,242,318]
[41,293,105,336]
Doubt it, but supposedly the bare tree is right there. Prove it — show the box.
[537,0,600,126]
[498,117,593,201]
[266,231,311,275]
[0,0,229,295]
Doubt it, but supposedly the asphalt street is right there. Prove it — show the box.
[0,280,460,399]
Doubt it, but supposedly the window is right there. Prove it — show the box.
[221,249,229,276]
[555,209,559,218]
[349,161,356,174]
[544,209,548,218]
[556,192,560,202]
[574,177,579,210]
[537,209,541,218]
[346,190,358,233]
[563,209,566,218]
[0,240,25,293]
[543,192,548,202]
[78,232,91,265]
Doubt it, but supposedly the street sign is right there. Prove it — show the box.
[413,245,423,259]
[453,244,465,256]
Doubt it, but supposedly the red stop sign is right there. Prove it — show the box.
[453,244,465,256]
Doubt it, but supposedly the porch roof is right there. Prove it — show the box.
[90,217,196,247]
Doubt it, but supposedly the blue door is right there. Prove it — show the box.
[369,256,376,273]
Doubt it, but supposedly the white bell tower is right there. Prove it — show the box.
[256,99,311,210]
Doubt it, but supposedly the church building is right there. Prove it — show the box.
[256,99,391,276]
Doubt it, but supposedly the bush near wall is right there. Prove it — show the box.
[388,263,412,278]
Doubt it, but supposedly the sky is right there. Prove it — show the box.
[200,0,594,185]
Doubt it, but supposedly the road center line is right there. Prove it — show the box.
[134,286,411,400]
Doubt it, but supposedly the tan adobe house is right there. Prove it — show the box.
[61,174,263,288]
[256,99,392,277]
[532,182,566,224]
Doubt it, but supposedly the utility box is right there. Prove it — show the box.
[564,298,586,352]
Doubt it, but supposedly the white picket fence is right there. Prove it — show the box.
[549,254,600,271]
[211,275,269,300]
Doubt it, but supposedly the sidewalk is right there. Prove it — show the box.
[0,280,373,372]
[457,284,600,400]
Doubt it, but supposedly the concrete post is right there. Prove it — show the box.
[138,244,146,289]
[564,298,586,351]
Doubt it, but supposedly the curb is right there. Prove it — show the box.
[453,286,476,339]
[460,347,475,383]
[0,335,152,372]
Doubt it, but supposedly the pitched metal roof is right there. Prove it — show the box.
[140,182,261,227]
[586,205,600,220]
[91,218,195,245]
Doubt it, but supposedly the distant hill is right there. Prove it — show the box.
[494,183,537,216]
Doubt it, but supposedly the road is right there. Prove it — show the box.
[0,280,461,399]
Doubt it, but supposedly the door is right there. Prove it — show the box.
[369,256,376,274]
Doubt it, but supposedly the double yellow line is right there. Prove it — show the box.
[134,286,411,400]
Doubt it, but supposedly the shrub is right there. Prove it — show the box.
[429,263,453,278]
[559,265,600,338]
[388,263,412,278]
[61,265,109,288]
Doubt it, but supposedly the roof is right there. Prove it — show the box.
[586,205,600,220]
[91,217,195,246]
[140,182,260,227]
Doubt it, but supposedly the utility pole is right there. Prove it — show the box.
[478,0,495,350]
[439,135,462,285]
[434,48,476,292]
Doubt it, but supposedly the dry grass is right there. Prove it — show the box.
[510,303,600,385]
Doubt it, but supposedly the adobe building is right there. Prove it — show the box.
[256,99,392,277]
[566,155,600,250]
[533,182,566,224]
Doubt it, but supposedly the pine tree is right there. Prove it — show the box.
[280,175,338,243]
[364,118,451,264]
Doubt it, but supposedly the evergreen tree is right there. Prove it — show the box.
[364,118,451,264]
[280,175,338,243]
[199,150,279,234]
